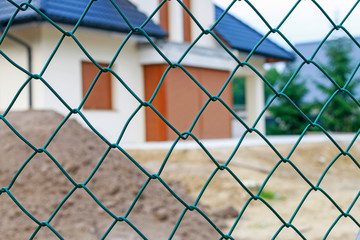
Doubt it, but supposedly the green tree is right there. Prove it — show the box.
[265,67,312,135]
[232,76,246,107]
[316,37,360,132]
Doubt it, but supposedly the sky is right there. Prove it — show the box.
[212,0,360,48]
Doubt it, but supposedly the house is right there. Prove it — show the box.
[0,0,293,143]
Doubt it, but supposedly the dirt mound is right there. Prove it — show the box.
[0,110,222,239]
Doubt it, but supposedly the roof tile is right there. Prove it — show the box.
[0,0,167,38]
[214,5,294,61]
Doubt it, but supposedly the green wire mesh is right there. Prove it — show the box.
[0,0,360,239]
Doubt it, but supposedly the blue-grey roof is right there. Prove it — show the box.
[0,0,167,38]
[214,6,294,61]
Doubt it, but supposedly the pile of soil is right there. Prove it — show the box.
[0,110,224,240]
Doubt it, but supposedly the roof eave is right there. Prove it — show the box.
[1,17,167,39]
[214,31,294,62]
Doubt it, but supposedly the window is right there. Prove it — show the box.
[82,61,112,110]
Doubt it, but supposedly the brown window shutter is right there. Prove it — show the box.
[82,61,112,110]
[183,0,191,43]
[159,0,169,34]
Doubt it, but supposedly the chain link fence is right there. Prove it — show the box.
[0,0,360,239]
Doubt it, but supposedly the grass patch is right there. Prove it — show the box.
[259,190,284,200]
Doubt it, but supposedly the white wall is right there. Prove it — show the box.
[191,0,217,47]
[1,24,146,143]
[40,25,145,143]
[0,27,38,112]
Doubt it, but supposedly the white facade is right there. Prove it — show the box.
[1,24,146,143]
[0,26,33,111]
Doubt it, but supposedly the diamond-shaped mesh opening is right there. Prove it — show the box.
[86,148,148,217]
[45,115,110,183]
[288,137,342,182]
[291,190,344,239]
[318,93,360,132]
[318,154,360,209]
[0,39,31,110]
[231,199,284,239]
[0,118,34,187]
[257,162,311,221]
[160,144,218,200]
[279,0,332,43]
[171,208,223,239]
[324,217,360,239]
[197,168,252,211]
[49,188,116,240]
[9,151,74,221]
[0,193,39,239]
[2,110,65,147]
[125,179,193,239]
